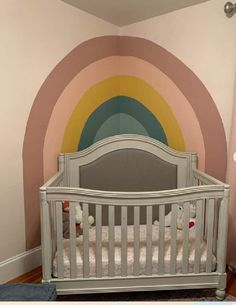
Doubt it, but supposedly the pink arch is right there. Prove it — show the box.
[44,56,205,183]
[23,36,226,249]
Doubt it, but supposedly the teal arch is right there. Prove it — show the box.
[94,113,149,143]
[78,96,168,150]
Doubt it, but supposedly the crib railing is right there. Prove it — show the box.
[40,177,229,282]
[193,169,228,260]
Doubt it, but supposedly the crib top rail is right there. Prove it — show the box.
[61,134,197,160]
[42,183,229,206]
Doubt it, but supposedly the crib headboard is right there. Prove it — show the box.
[60,135,197,224]
[61,134,197,190]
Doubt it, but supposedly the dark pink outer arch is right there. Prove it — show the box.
[23,36,227,249]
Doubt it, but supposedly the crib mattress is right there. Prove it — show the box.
[52,224,216,278]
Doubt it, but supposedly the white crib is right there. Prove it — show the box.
[40,134,229,299]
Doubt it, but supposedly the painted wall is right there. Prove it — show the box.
[0,0,118,262]
[121,0,236,268]
[2,0,236,270]
[121,0,236,145]
[24,34,227,252]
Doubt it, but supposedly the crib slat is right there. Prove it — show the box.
[108,205,115,277]
[213,200,219,255]
[50,201,56,259]
[182,202,190,274]
[69,202,77,278]
[121,206,127,277]
[82,203,89,278]
[204,199,209,240]
[96,205,102,277]
[206,199,214,273]
[56,202,64,279]
[170,204,178,274]
[194,200,203,273]
[158,205,165,275]
[201,200,206,240]
[133,206,140,276]
[146,205,153,275]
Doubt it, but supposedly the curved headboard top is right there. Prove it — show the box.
[60,134,197,190]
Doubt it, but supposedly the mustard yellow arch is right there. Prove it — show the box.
[61,75,185,152]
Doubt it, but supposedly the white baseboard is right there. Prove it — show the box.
[0,247,42,284]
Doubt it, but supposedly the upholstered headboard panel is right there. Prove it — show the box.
[79,148,177,225]
[80,149,177,192]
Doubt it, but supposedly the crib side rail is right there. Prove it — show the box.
[193,169,229,272]
[40,182,229,282]
[40,170,64,189]
[40,170,64,281]
[193,168,228,187]
[40,190,52,281]
[216,187,229,274]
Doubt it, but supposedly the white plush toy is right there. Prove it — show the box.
[74,203,94,229]
[63,201,94,229]
[154,203,196,230]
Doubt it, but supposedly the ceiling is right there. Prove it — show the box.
[62,0,210,26]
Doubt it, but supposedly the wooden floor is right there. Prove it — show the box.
[7,266,42,284]
[227,270,236,297]
[7,266,236,297]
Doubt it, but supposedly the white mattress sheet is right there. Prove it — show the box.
[53,224,216,278]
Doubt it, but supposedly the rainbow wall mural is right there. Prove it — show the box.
[23,36,227,249]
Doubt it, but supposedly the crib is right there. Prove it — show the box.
[40,134,229,299]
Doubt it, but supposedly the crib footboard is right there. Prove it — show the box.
[40,179,229,298]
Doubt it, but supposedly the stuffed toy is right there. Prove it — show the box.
[62,201,95,238]
[153,203,196,230]
[74,203,95,229]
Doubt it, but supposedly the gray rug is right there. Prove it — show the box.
[57,289,236,301]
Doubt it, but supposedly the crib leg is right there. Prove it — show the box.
[215,289,225,300]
